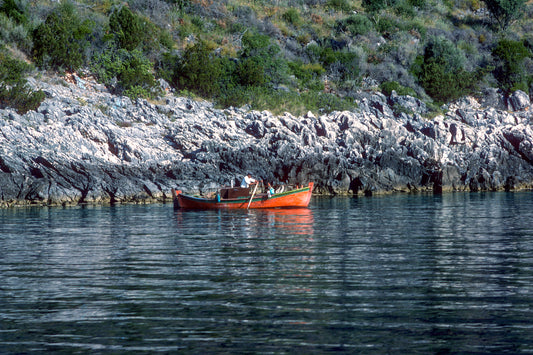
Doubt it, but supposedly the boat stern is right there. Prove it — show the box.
[171,188,182,208]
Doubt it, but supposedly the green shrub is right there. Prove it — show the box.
[412,36,482,103]
[0,81,45,114]
[336,14,373,36]
[0,14,32,52]
[159,29,174,50]
[169,36,288,104]
[408,0,426,7]
[484,0,527,31]
[282,8,301,26]
[492,39,531,94]
[236,58,265,87]
[326,0,352,12]
[394,0,416,17]
[92,48,158,99]
[109,6,144,51]
[171,0,190,12]
[362,0,399,13]
[380,81,417,96]
[155,51,179,84]
[334,51,359,81]
[319,47,337,67]
[123,85,150,100]
[0,48,30,84]
[215,85,247,109]
[191,16,204,30]
[375,17,402,34]
[118,50,157,95]
[173,41,227,98]
[0,48,45,114]
[288,61,325,87]
[239,31,289,85]
[305,43,322,63]
[413,56,480,103]
[32,2,94,71]
[315,45,360,82]
[0,0,28,24]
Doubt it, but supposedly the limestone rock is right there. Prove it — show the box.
[508,90,531,112]
[0,72,532,206]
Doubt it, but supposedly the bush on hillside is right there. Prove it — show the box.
[239,31,289,86]
[0,0,28,24]
[380,81,417,96]
[492,39,532,94]
[412,36,482,102]
[32,2,94,71]
[326,0,353,12]
[109,6,144,51]
[393,1,415,17]
[0,13,32,53]
[92,48,158,99]
[0,48,30,83]
[155,51,179,84]
[0,48,45,114]
[0,81,45,114]
[332,51,360,81]
[288,61,325,89]
[484,0,527,31]
[362,0,400,13]
[236,58,265,87]
[282,8,301,26]
[336,14,374,36]
[173,41,229,98]
[310,44,360,82]
[408,0,426,7]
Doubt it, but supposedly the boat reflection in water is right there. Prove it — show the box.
[173,206,316,301]
[259,208,314,236]
[174,207,314,238]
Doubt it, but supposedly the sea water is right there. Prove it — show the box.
[1,192,532,353]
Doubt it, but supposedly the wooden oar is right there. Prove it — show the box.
[247,183,258,209]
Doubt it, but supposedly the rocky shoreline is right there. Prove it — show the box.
[1,73,532,207]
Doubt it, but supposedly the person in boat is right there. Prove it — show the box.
[241,173,260,188]
[267,182,275,197]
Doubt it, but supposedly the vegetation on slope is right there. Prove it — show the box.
[1,0,532,115]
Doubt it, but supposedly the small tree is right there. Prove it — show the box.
[239,31,288,86]
[109,6,144,51]
[173,41,225,98]
[32,2,94,71]
[484,0,526,31]
[412,36,483,103]
[492,39,531,93]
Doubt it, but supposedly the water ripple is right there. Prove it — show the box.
[1,193,533,353]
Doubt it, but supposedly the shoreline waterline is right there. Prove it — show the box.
[2,186,533,208]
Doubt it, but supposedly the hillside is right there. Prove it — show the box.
[1,0,532,116]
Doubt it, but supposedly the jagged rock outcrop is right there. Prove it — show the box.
[1,74,532,206]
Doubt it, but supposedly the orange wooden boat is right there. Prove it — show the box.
[172,182,314,209]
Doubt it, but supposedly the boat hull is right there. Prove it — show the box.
[173,183,314,209]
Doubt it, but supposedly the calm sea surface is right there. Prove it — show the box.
[1,192,533,354]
